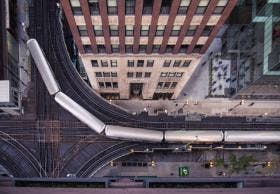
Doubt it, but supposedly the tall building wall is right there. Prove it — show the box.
[61,0,237,99]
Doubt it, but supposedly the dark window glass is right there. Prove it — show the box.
[111,72,118,77]
[160,0,172,14]
[147,60,154,67]
[88,0,100,15]
[139,45,147,53]
[165,45,174,53]
[177,0,189,14]
[157,82,163,89]
[125,0,135,14]
[182,60,191,67]
[143,0,153,14]
[144,72,151,77]
[137,60,144,67]
[179,44,189,53]
[196,6,207,14]
[105,82,112,88]
[84,45,92,53]
[127,72,134,77]
[136,72,142,78]
[156,25,165,36]
[95,72,102,77]
[214,6,225,14]
[170,25,181,36]
[163,60,171,67]
[112,82,118,88]
[107,0,118,15]
[103,72,110,77]
[170,82,177,89]
[164,82,171,88]
[101,60,108,67]
[99,82,105,88]
[168,72,176,77]
[125,45,133,53]
[126,25,134,36]
[91,60,98,67]
[152,45,161,53]
[112,44,119,53]
[72,7,83,15]
[173,60,181,67]
[94,25,103,36]
[186,25,197,36]
[141,25,149,36]
[111,60,117,67]
[202,25,214,36]
[128,60,134,67]
[97,45,106,53]
[176,72,184,77]
[78,25,88,36]
[110,25,119,36]
[193,45,203,53]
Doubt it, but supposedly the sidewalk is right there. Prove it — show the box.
[112,98,280,117]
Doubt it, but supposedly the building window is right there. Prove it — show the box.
[95,72,102,77]
[160,0,172,14]
[163,60,171,67]
[125,0,135,14]
[110,60,117,67]
[136,72,142,78]
[152,45,161,53]
[160,72,168,77]
[78,25,88,36]
[112,44,119,53]
[157,82,163,89]
[126,25,134,36]
[196,0,209,14]
[110,25,119,36]
[72,7,83,15]
[127,72,134,77]
[112,82,118,88]
[171,25,181,36]
[214,6,225,14]
[128,60,134,67]
[99,82,105,88]
[165,45,174,53]
[84,45,92,53]
[179,44,189,53]
[182,60,191,67]
[164,82,171,88]
[144,72,151,77]
[202,25,214,36]
[147,60,154,67]
[139,45,147,53]
[168,72,176,77]
[193,45,203,53]
[137,60,144,67]
[125,45,133,53]
[186,25,197,36]
[97,45,106,53]
[91,60,98,67]
[178,0,190,14]
[170,82,177,89]
[156,25,165,36]
[143,0,153,14]
[111,72,118,77]
[101,60,108,67]
[94,25,103,36]
[107,0,118,15]
[88,0,100,15]
[103,72,110,77]
[141,25,149,36]
[176,72,184,77]
[173,60,181,67]
[105,82,112,88]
